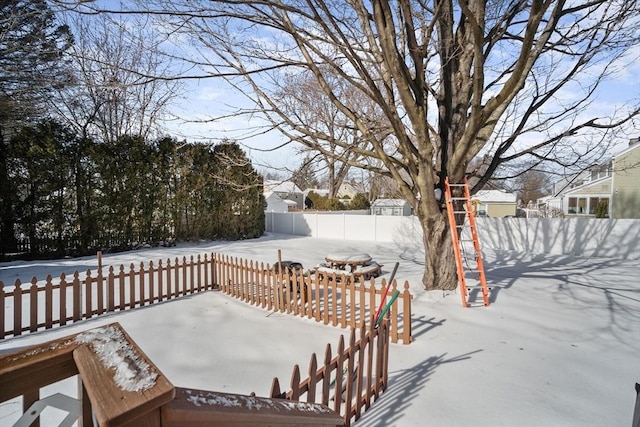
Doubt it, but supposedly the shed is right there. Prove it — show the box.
[370,199,412,216]
[264,191,291,213]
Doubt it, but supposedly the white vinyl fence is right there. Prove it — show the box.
[265,212,640,260]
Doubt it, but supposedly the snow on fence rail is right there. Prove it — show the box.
[0,252,412,344]
[269,319,389,427]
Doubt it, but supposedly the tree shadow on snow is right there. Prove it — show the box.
[354,350,483,427]
[481,250,639,345]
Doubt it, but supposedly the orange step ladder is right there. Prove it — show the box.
[444,177,490,307]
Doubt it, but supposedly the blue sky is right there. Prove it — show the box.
[60,1,640,175]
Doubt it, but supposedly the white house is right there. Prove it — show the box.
[263,180,304,210]
[264,191,297,213]
[370,199,412,216]
[541,138,640,218]
[337,183,362,199]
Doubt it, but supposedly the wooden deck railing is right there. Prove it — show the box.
[269,319,390,427]
[1,252,412,344]
[0,322,345,426]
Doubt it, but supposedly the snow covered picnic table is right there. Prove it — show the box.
[315,252,383,280]
[324,252,372,272]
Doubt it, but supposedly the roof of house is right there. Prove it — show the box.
[264,191,282,200]
[472,190,517,203]
[264,180,302,194]
[304,188,330,197]
[371,198,409,207]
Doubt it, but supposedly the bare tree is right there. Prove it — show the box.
[512,169,553,206]
[277,68,385,197]
[58,0,640,290]
[51,11,183,143]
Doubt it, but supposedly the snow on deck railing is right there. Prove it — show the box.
[1,322,346,426]
[76,325,157,392]
[0,322,175,426]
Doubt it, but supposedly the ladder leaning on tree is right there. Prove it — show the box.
[444,177,490,307]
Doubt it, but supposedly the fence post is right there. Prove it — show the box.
[138,262,146,307]
[321,343,333,406]
[84,270,92,319]
[107,267,115,312]
[356,324,366,419]
[128,263,136,308]
[73,272,81,322]
[402,281,412,345]
[341,279,348,328]
[390,280,399,344]
[333,335,345,415]
[0,284,4,338]
[60,273,67,326]
[45,275,53,329]
[270,377,282,399]
[175,257,180,298]
[290,365,301,401]
[266,263,273,311]
[197,254,202,292]
[202,254,208,291]
[189,255,195,294]
[157,260,164,302]
[213,252,219,289]
[345,328,357,421]
[13,280,22,335]
[166,258,173,300]
[29,277,38,332]
[307,354,318,403]
[96,265,104,315]
[149,260,155,305]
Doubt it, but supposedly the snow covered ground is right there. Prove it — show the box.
[1,232,638,426]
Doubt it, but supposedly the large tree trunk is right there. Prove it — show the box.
[418,209,458,291]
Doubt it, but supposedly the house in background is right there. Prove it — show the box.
[471,189,517,217]
[370,199,412,216]
[337,182,362,199]
[263,180,304,210]
[611,138,640,218]
[541,137,640,219]
[264,191,297,213]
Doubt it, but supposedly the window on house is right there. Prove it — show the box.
[590,161,613,181]
[577,198,587,214]
[568,197,588,214]
[589,197,609,216]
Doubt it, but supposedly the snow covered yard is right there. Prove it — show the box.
[1,233,638,426]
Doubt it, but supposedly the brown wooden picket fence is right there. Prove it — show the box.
[269,319,390,427]
[0,254,217,339]
[213,254,412,344]
[0,252,412,344]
